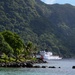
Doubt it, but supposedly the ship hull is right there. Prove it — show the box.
[43,55,62,60]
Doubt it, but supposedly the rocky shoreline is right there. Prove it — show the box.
[0,62,75,69]
[0,62,60,68]
[0,59,74,69]
[0,59,47,68]
[0,59,62,69]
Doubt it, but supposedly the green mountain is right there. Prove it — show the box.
[0,0,75,58]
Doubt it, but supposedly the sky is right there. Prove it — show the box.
[41,0,75,6]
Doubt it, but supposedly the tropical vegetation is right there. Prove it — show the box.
[0,31,36,63]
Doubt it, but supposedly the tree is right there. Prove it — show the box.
[1,30,25,62]
[0,33,14,64]
[0,33,13,56]
[24,41,37,58]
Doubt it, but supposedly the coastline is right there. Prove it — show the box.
[0,59,75,69]
[0,62,57,68]
[0,59,47,68]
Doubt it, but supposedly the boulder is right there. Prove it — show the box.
[26,63,33,68]
[72,66,75,69]
[33,65,40,68]
[48,66,56,68]
[41,66,47,68]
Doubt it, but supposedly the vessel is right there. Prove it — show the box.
[40,51,62,60]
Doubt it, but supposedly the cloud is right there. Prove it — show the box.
[42,0,56,4]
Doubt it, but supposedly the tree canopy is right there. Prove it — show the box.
[0,30,37,63]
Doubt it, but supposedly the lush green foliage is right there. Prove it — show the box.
[0,31,36,62]
[0,0,75,57]
[0,31,23,62]
[0,33,13,55]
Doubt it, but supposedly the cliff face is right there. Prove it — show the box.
[0,0,75,57]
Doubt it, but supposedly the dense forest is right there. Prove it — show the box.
[0,31,37,63]
[0,0,75,58]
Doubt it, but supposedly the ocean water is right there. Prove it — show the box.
[0,59,75,75]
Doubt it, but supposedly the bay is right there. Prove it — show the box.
[0,59,75,75]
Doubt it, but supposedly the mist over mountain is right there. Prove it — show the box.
[0,0,75,57]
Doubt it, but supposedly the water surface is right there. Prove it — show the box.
[0,59,75,75]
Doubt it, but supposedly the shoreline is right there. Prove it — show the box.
[0,59,47,68]
[0,62,58,68]
[0,60,74,69]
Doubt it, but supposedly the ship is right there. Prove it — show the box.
[39,51,62,60]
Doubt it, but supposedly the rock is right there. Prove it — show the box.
[58,67,61,68]
[72,66,75,69]
[26,63,33,68]
[33,65,40,68]
[43,61,47,63]
[7,63,22,67]
[48,66,56,68]
[10,63,20,67]
[0,63,5,67]
[21,63,26,67]
[41,66,47,68]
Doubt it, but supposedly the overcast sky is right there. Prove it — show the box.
[41,0,75,6]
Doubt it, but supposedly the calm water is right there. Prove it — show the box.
[0,59,75,75]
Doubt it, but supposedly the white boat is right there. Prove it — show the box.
[40,51,62,60]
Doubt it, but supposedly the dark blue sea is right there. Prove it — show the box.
[0,59,75,75]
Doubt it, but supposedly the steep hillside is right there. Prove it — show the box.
[0,0,75,57]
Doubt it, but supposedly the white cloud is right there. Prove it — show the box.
[41,0,56,4]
